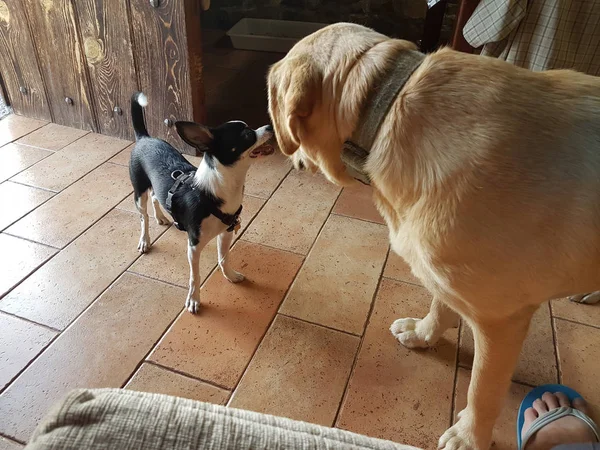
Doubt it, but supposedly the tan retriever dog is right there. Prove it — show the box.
[267,23,600,450]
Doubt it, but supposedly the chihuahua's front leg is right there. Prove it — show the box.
[186,234,209,314]
[217,230,244,283]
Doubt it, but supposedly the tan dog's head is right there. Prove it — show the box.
[268,24,382,186]
[267,23,415,186]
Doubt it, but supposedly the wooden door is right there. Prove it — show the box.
[74,0,139,140]
[0,1,51,121]
[23,0,95,131]
[129,0,205,149]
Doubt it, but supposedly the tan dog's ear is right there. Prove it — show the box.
[268,58,321,156]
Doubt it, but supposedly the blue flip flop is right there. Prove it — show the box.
[517,384,600,450]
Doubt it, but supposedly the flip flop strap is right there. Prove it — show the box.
[521,407,600,450]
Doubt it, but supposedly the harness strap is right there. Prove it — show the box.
[166,170,243,233]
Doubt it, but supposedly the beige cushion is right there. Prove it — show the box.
[25,389,419,450]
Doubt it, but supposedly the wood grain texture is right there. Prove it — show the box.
[73,0,139,140]
[0,1,51,120]
[129,0,200,152]
[183,0,206,125]
[24,0,95,131]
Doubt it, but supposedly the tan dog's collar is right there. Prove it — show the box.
[342,49,425,185]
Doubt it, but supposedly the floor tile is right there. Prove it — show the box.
[454,368,530,450]
[551,298,600,329]
[0,233,57,299]
[11,133,130,192]
[230,315,359,426]
[0,115,47,147]
[280,215,388,334]
[459,303,557,386]
[1,209,167,329]
[0,313,56,391]
[245,152,291,199]
[383,251,421,286]
[0,437,22,450]
[129,195,264,287]
[6,163,132,248]
[336,279,457,448]
[555,319,600,423]
[332,183,384,224]
[149,241,303,388]
[15,123,88,151]
[0,182,54,232]
[243,171,341,254]
[0,143,52,183]
[126,363,229,404]
[108,143,134,166]
[0,273,185,442]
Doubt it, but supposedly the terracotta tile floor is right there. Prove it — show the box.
[0,35,599,448]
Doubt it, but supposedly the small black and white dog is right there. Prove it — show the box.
[128,92,274,313]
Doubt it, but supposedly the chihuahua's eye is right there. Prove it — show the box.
[243,130,253,139]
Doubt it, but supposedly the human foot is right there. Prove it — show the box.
[522,392,599,450]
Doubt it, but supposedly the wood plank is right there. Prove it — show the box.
[451,0,479,53]
[23,0,95,131]
[73,0,139,140]
[182,0,206,125]
[0,1,51,121]
[129,0,201,153]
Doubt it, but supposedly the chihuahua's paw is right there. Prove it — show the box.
[155,216,171,226]
[137,236,151,253]
[186,297,200,314]
[225,270,245,283]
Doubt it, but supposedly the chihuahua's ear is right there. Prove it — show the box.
[175,121,214,153]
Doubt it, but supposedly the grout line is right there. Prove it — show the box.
[0,321,61,398]
[126,270,188,290]
[332,245,391,428]
[552,316,600,331]
[0,431,25,446]
[6,179,57,193]
[0,185,58,234]
[456,362,539,389]
[449,318,463,426]
[548,303,561,384]
[237,238,306,258]
[0,216,172,395]
[277,312,362,338]
[119,306,187,390]
[0,310,60,333]
[0,248,60,303]
[380,275,423,288]
[0,145,56,182]
[14,129,91,153]
[329,212,385,227]
[0,232,60,250]
[143,360,232,392]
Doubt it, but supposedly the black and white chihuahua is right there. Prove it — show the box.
[129,92,274,314]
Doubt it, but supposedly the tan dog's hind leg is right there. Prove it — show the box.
[438,308,535,450]
[390,296,459,348]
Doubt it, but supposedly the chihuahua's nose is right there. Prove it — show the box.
[266,124,274,133]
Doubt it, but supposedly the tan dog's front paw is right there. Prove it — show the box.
[438,421,477,450]
[390,318,435,349]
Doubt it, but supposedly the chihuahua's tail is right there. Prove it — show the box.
[131,92,149,140]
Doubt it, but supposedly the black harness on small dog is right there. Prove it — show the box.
[165,170,243,232]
